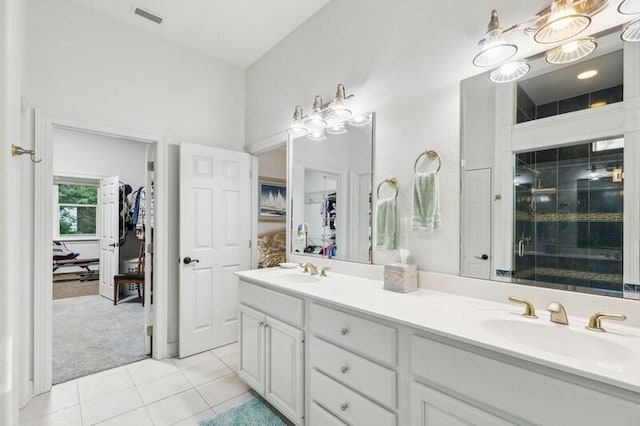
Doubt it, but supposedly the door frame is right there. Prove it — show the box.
[33,109,169,395]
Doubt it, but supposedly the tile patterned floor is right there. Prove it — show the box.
[19,343,256,426]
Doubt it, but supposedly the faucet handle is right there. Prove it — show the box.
[508,297,538,319]
[320,267,330,277]
[586,312,626,332]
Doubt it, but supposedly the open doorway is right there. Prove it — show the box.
[50,127,151,384]
[255,147,287,268]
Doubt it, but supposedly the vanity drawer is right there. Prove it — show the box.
[311,337,396,409]
[309,402,347,426]
[310,369,396,426]
[310,303,396,366]
[239,280,304,328]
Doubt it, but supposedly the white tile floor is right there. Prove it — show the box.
[20,342,256,426]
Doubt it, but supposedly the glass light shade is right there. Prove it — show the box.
[347,113,371,127]
[307,130,327,141]
[326,123,347,135]
[473,41,518,67]
[622,18,640,42]
[545,38,597,64]
[534,0,591,44]
[489,61,530,83]
[326,100,353,121]
[287,121,309,137]
[619,0,640,15]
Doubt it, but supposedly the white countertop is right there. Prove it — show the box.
[236,267,640,395]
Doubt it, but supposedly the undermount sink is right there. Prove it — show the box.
[465,310,639,369]
[264,270,321,284]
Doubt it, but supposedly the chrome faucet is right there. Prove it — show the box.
[546,302,569,325]
[300,262,319,275]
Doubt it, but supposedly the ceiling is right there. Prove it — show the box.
[519,50,624,105]
[68,0,332,68]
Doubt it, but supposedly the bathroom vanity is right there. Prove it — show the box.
[236,267,640,426]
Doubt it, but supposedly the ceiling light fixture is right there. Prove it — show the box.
[535,0,591,44]
[618,0,640,15]
[590,101,607,108]
[545,38,597,64]
[473,10,518,67]
[621,18,640,42]
[489,61,530,83]
[577,69,598,79]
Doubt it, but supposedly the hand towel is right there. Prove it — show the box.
[376,197,397,250]
[411,171,440,232]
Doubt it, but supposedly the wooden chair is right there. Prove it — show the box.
[113,242,145,306]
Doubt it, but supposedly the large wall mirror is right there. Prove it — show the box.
[460,30,640,300]
[288,113,374,264]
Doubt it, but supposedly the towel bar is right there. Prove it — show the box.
[414,150,441,173]
[377,177,399,199]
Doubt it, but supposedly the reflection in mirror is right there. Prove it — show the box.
[289,113,373,263]
[460,29,640,299]
[514,138,624,296]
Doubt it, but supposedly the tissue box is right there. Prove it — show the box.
[384,263,418,293]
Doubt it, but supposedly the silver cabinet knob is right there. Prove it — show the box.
[340,327,349,335]
[340,365,349,374]
[340,402,349,411]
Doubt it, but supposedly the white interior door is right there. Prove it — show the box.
[179,142,251,357]
[462,168,492,280]
[99,176,120,300]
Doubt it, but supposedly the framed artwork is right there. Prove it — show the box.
[259,177,286,221]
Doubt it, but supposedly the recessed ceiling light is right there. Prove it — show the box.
[577,70,598,80]
[590,101,607,108]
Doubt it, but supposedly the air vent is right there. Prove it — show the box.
[133,7,163,24]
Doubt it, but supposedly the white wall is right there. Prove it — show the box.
[19,0,247,386]
[245,0,548,273]
[257,148,286,236]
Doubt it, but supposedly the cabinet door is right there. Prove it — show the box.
[238,304,265,394]
[411,382,514,426]
[265,315,304,424]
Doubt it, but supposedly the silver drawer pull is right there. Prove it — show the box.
[340,402,349,411]
[340,327,349,335]
[340,365,349,374]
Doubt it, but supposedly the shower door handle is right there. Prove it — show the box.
[518,240,525,257]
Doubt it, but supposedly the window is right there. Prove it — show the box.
[55,182,99,238]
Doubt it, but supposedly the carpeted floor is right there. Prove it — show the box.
[53,294,147,384]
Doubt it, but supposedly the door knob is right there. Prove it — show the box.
[474,254,489,260]
[183,257,200,265]
[109,243,118,248]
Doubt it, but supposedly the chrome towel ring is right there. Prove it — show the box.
[377,177,399,199]
[414,150,441,173]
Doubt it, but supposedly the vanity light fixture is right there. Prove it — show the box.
[326,84,354,121]
[473,10,518,68]
[534,0,591,44]
[545,38,597,64]
[347,113,371,127]
[489,61,530,83]
[577,69,598,79]
[618,0,640,15]
[307,129,327,141]
[326,122,348,135]
[287,105,310,136]
[621,18,640,42]
[304,96,328,130]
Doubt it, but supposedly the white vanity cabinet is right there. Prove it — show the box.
[238,281,305,425]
